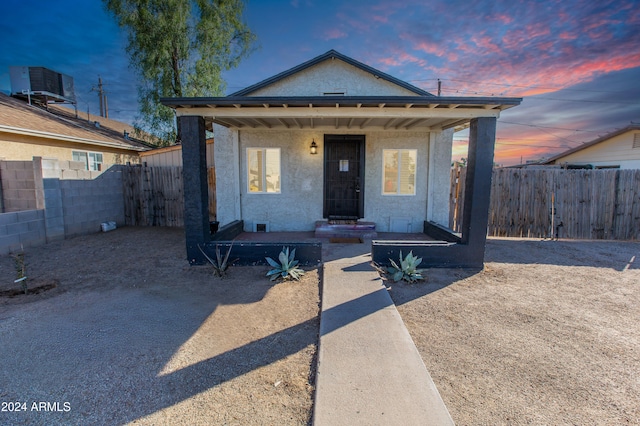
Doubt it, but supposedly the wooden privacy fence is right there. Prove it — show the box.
[122,166,216,227]
[450,166,640,240]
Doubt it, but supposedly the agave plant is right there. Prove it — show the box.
[387,250,426,283]
[266,247,305,281]
[198,243,233,277]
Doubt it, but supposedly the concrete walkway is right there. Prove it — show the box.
[313,243,454,425]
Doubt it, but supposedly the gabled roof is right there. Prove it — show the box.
[543,124,640,164]
[230,49,434,97]
[162,50,522,132]
[0,92,151,151]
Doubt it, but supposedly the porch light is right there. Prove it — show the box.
[310,139,318,154]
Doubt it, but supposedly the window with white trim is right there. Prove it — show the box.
[382,149,417,195]
[72,151,103,171]
[247,148,281,193]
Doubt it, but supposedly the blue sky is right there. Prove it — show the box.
[1,0,639,165]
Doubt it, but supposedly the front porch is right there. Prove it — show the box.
[182,115,506,268]
[204,219,466,267]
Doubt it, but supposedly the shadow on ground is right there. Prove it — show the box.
[485,238,640,270]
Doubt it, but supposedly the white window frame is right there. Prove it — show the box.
[246,148,281,194]
[382,149,417,196]
[72,150,103,171]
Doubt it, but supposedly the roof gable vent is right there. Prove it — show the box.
[633,133,640,149]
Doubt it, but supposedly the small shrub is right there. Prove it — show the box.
[266,247,305,281]
[386,250,426,283]
[11,249,28,294]
[198,243,233,277]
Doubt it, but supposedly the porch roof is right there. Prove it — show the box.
[161,95,522,132]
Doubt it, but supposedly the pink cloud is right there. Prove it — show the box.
[558,32,577,40]
[493,13,513,24]
[372,14,388,24]
[413,40,447,56]
[470,34,503,54]
[323,28,348,40]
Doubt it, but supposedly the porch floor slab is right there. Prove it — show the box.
[312,243,454,425]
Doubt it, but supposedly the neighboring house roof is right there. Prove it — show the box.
[543,124,640,164]
[0,92,151,152]
[230,50,433,97]
[47,103,159,146]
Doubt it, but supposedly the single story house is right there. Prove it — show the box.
[0,92,150,169]
[161,50,521,267]
[543,124,640,169]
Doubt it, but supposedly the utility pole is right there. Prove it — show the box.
[437,79,442,96]
[92,76,109,119]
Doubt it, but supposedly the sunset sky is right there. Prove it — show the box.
[1,0,638,165]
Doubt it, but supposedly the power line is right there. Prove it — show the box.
[497,120,602,133]
[437,78,629,94]
[444,87,638,105]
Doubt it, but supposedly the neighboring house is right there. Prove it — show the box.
[162,50,522,267]
[0,92,150,169]
[543,124,640,169]
[139,139,215,167]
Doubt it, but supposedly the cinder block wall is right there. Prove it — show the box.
[0,160,39,212]
[58,166,125,238]
[0,159,125,254]
[0,210,47,254]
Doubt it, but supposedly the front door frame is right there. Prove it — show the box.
[322,134,365,219]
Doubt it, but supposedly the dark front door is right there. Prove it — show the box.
[323,135,365,219]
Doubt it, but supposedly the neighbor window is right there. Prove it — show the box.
[382,149,417,195]
[72,151,103,171]
[247,148,281,193]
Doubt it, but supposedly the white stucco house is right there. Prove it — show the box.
[162,50,521,267]
[543,124,640,169]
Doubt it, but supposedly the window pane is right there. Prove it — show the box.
[399,150,416,195]
[72,151,88,170]
[265,149,280,193]
[383,150,398,194]
[88,152,104,171]
[248,149,264,192]
[382,149,416,195]
[248,148,280,193]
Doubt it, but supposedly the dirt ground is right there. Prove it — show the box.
[390,237,640,425]
[0,227,319,425]
[3,228,640,425]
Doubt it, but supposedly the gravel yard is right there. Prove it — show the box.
[0,227,319,425]
[390,238,640,425]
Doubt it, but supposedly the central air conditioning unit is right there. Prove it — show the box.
[9,66,76,104]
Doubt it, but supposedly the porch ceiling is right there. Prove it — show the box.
[161,95,522,132]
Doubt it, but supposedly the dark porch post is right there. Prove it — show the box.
[460,117,496,255]
[180,115,209,264]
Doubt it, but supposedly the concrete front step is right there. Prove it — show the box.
[315,221,378,239]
